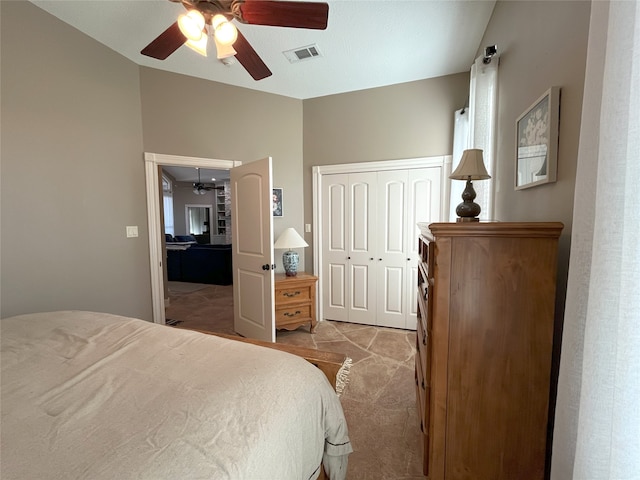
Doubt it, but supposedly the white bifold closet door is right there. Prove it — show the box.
[322,167,441,330]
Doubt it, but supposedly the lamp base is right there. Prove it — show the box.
[282,250,299,277]
[455,179,482,222]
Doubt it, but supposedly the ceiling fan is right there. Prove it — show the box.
[140,0,329,81]
[192,168,223,195]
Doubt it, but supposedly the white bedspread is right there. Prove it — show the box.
[1,311,351,479]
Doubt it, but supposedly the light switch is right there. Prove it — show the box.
[305,224,311,233]
[126,226,139,238]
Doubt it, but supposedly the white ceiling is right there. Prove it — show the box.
[29,0,496,100]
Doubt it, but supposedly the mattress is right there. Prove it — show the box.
[1,311,352,479]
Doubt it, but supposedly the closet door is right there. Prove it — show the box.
[406,167,442,330]
[322,174,349,322]
[348,173,377,324]
[376,170,409,329]
[321,167,441,329]
[322,173,377,324]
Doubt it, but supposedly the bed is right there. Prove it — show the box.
[1,311,352,479]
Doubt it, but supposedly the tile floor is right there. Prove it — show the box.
[165,282,425,479]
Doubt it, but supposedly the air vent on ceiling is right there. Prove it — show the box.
[283,44,322,63]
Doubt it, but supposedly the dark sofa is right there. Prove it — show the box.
[166,238,232,285]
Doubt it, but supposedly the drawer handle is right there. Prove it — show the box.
[284,310,302,317]
[283,291,301,297]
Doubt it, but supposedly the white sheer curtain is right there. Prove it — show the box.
[450,55,498,221]
[449,108,469,221]
[551,1,640,479]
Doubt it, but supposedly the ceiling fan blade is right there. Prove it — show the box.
[140,22,186,60]
[239,1,329,30]
[233,30,272,81]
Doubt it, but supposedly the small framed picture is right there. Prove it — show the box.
[272,188,283,217]
[515,87,560,190]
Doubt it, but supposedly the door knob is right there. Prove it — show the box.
[262,264,270,270]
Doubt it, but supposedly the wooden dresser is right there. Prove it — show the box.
[274,273,318,333]
[415,222,563,480]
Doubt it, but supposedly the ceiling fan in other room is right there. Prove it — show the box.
[192,168,223,195]
[140,0,329,80]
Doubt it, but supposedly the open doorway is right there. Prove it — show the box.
[144,153,241,324]
[162,167,233,332]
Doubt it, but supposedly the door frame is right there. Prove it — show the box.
[144,152,242,324]
[312,155,452,324]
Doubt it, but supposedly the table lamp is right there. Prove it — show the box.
[274,228,309,276]
[449,149,491,222]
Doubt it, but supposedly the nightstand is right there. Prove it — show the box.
[274,273,318,333]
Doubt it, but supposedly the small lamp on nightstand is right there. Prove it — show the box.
[449,149,491,222]
[274,228,309,276]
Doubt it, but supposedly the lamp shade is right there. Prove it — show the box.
[450,149,491,180]
[274,228,309,249]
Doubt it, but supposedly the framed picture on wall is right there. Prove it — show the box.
[272,188,283,217]
[515,86,560,190]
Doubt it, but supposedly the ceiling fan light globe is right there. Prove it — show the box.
[212,16,238,46]
[178,10,205,41]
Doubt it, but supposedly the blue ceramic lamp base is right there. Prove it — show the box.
[282,250,299,276]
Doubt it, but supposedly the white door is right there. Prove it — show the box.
[348,173,377,324]
[322,172,377,325]
[376,170,409,329]
[321,166,442,330]
[322,174,349,322]
[405,167,442,329]
[231,157,275,342]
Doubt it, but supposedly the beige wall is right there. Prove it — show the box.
[485,1,590,230]
[138,68,305,268]
[1,0,152,320]
[301,73,470,266]
[477,0,590,322]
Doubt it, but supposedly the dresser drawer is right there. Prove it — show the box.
[416,311,430,386]
[276,285,311,305]
[276,304,312,326]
